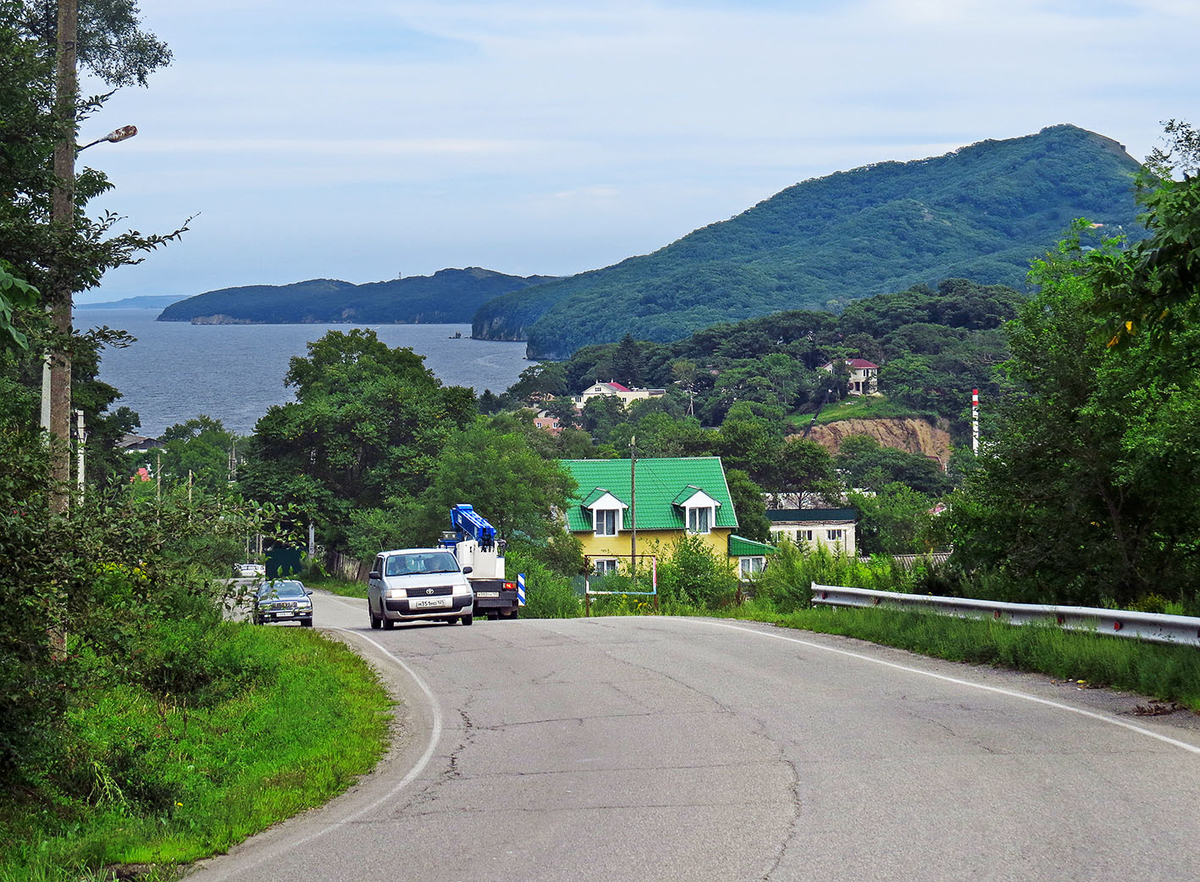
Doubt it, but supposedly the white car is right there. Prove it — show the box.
[233,562,266,578]
[367,548,474,629]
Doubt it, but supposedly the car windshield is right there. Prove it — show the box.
[258,580,306,599]
[385,552,459,576]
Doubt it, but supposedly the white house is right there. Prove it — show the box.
[819,358,880,396]
[767,508,858,556]
[572,381,666,409]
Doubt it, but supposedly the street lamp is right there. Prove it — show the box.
[78,124,138,152]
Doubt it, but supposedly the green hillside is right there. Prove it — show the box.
[157,268,557,324]
[472,125,1142,358]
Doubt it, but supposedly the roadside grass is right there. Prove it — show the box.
[304,572,367,599]
[721,601,1200,712]
[0,625,391,882]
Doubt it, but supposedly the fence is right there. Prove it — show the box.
[583,554,659,616]
[326,550,371,583]
[811,582,1200,647]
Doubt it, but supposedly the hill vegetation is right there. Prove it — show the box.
[157,267,557,324]
[472,125,1142,358]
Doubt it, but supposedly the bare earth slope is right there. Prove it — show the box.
[801,417,952,468]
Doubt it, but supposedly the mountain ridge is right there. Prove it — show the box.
[157,267,558,324]
[471,124,1143,358]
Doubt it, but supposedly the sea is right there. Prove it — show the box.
[80,309,534,437]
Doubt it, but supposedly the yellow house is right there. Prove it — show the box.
[558,456,775,578]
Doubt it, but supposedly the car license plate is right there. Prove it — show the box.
[275,611,293,618]
[412,597,451,610]
[475,591,499,598]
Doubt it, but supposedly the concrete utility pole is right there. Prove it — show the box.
[48,0,79,514]
[74,409,86,497]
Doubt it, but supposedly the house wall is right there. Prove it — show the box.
[576,527,734,565]
[769,522,856,556]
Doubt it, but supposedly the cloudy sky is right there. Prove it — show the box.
[80,0,1200,302]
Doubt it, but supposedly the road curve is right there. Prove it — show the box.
[188,591,1200,882]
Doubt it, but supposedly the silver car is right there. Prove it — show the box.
[367,548,474,629]
[253,580,314,627]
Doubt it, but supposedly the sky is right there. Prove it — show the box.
[79,0,1200,303]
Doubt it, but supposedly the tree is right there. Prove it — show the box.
[0,1,179,510]
[724,468,770,543]
[835,435,952,497]
[715,412,783,485]
[507,362,567,402]
[157,415,238,494]
[611,333,643,387]
[949,229,1200,606]
[239,330,476,550]
[1092,120,1200,347]
[763,438,836,505]
[414,421,577,545]
[850,484,936,556]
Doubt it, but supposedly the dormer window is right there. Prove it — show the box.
[673,485,719,535]
[582,487,628,538]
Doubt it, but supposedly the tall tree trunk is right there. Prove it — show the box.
[49,0,78,515]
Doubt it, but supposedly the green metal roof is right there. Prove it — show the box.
[581,487,617,508]
[559,457,739,533]
[728,535,778,557]
[766,508,858,523]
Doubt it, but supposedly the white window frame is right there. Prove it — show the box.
[687,505,713,534]
[827,529,844,542]
[739,556,765,578]
[594,508,619,536]
[592,558,619,575]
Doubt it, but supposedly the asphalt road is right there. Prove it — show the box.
[189,590,1200,882]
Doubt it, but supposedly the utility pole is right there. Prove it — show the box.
[48,0,79,515]
[74,409,86,498]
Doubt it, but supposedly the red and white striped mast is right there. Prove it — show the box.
[972,388,980,455]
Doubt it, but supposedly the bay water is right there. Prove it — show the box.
[81,309,533,437]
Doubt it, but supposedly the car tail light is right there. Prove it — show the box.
[504,581,516,590]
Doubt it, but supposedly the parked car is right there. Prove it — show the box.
[233,562,266,578]
[367,548,474,629]
[253,579,314,627]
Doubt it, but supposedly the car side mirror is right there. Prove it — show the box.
[462,566,473,575]
[368,571,381,580]
[306,590,314,595]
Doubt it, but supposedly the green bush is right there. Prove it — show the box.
[505,552,580,619]
[657,535,739,609]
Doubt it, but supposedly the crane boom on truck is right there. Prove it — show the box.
[439,504,521,619]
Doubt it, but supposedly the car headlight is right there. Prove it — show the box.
[387,588,405,599]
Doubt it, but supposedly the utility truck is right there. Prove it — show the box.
[439,504,522,619]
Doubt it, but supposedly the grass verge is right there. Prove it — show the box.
[723,601,1200,711]
[304,572,367,599]
[0,625,391,882]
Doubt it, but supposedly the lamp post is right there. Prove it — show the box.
[40,126,138,438]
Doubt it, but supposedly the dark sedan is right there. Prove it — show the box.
[253,580,314,627]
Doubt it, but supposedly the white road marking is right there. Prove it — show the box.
[684,618,1200,756]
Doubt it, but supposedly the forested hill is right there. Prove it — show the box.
[156,268,558,324]
[472,124,1142,359]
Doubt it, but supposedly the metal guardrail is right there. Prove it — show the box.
[811,582,1200,647]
